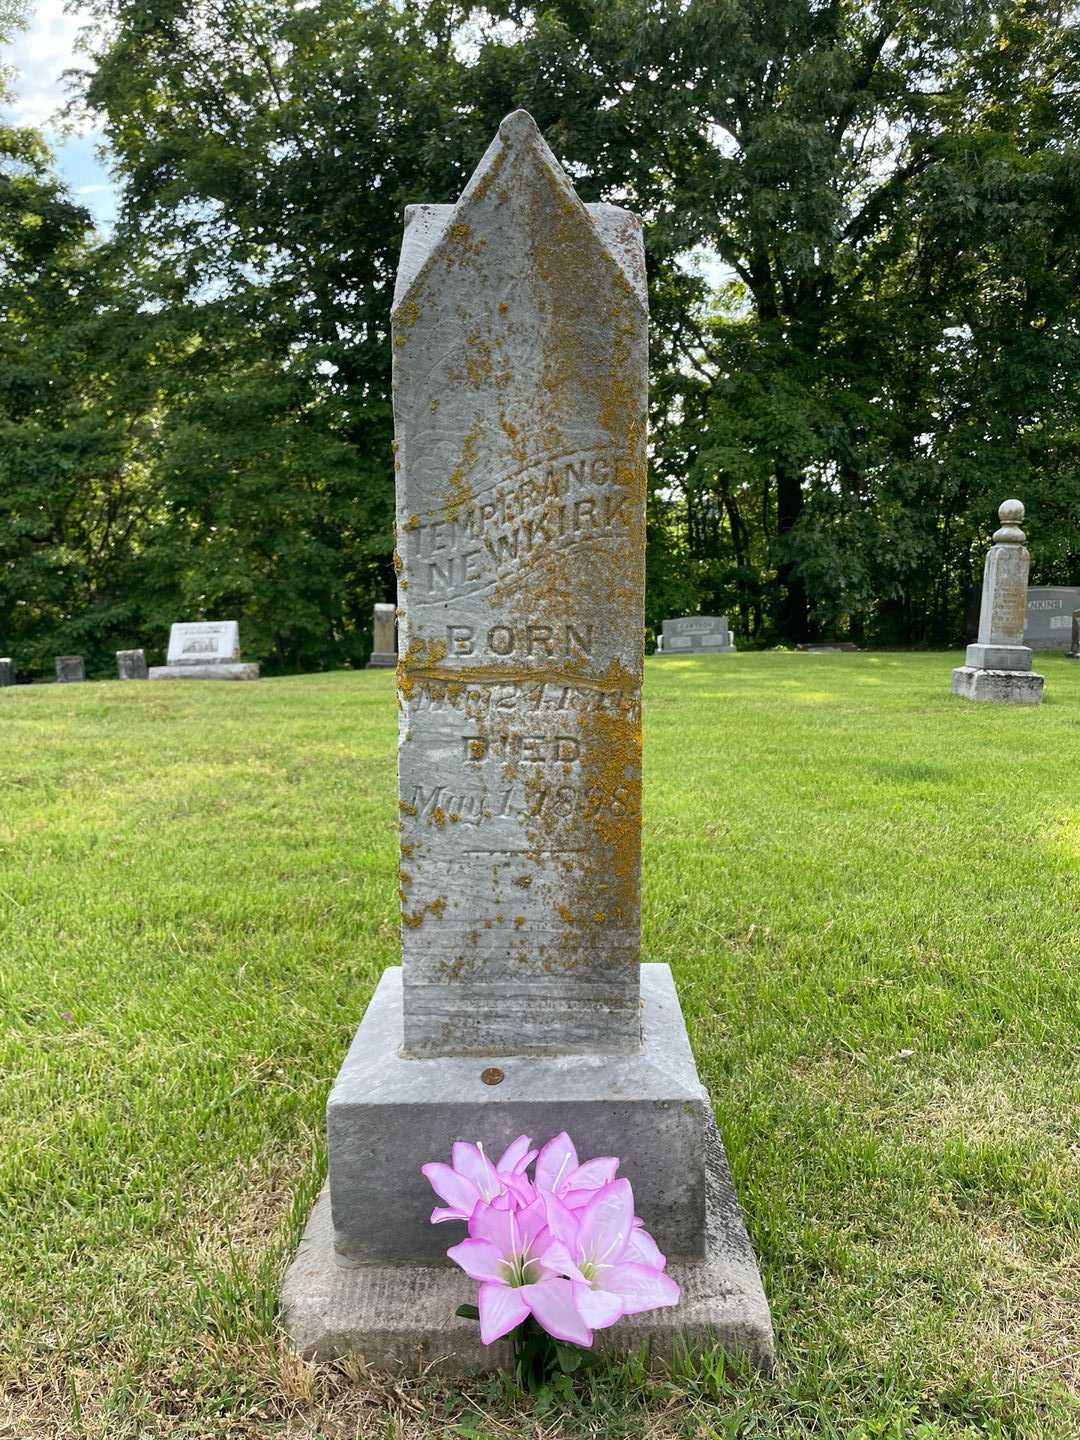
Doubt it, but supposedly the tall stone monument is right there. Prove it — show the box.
[0,658,14,687]
[366,602,397,668]
[282,112,773,1372]
[952,500,1044,704]
[55,656,85,683]
[116,648,148,680]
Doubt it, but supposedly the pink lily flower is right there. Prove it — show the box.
[534,1130,619,1209]
[447,1198,593,1346]
[540,1179,681,1330]
[422,1134,538,1224]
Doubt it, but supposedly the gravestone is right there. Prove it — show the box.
[282,111,773,1373]
[116,649,148,680]
[1070,611,1080,660]
[951,500,1044,704]
[0,658,14,687]
[55,656,85,683]
[148,621,259,680]
[1024,586,1080,651]
[659,615,736,654]
[366,603,397,669]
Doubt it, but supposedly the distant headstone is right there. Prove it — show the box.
[148,621,258,680]
[659,615,736,654]
[951,500,1044,704]
[366,603,397,668]
[0,658,14,687]
[1070,610,1080,660]
[796,642,859,653]
[1024,586,1080,651]
[116,649,148,680]
[55,656,85,684]
[282,110,773,1373]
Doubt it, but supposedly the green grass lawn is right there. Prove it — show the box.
[1,652,1078,1439]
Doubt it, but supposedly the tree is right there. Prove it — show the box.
[67,0,1080,652]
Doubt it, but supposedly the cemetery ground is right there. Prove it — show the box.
[1,653,1078,1440]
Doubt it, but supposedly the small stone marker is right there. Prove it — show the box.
[283,110,773,1375]
[1024,586,1080,651]
[0,658,14,687]
[116,649,148,680]
[951,500,1045,704]
[366,603,397,668]
[1070,610,1080,660]
[148,621,258,680]
[659,615,736,654]
[55,656,85,684]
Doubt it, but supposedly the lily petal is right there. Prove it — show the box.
[495,1135,533,1174]
[572,1281,624,1330]
[451,1142,500,1200]
[578,1179,635,1266]
[538,1239,590,1286]
[421,1163,480,1217]
[469,1204,514,1253]
[431,1206,469,1225]
[447,1238,506,1283]
[535,1132,578,1193]
[606,1262,681,1315]
[539,1189,580,1247]
[520,1277,593,1347]
[477,1281,530,1344]
[623,1225,667,1269]
[567,1157,619,1190]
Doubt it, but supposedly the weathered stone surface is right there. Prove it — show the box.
[953,500,1044,705]
[0,658,14,687]
[1070,610,1080,659]
[166,620,240,665]
[285,1113,774,1376]
[116,648,148,680]
[1024,586,1080,651]
[328,964,709,1267]
[367,603,397,668]
[963,643,1031,673]
[659,616,735,654]
[951,667,1045,704]
[148,663,259,681]
[150,620,259,680]
[392,109,648,1058]
[55,656,85,683]
[289,112,772,1377]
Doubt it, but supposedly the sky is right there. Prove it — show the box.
[3,0,117,231]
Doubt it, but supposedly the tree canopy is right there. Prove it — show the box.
[1,0,1078,674]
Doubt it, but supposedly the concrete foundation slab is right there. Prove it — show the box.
[282,1116,774,1375]
[148,663,260,681]
[951,666,1044,704]
[328,965,712,1266]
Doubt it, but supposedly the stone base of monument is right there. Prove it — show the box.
[951,666,1045,704]
[281,963,774,1374]
[366,652,396,669]
[148,663,260,680]
[282,1122,772,1375]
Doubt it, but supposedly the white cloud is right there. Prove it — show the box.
[3,0,96,129]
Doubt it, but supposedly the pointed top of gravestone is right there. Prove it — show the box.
[392,109,646,316]
[994,498,1026,545]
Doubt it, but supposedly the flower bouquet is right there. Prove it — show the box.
[423,1131,680,1387]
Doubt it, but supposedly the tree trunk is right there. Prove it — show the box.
[775,466,810,642]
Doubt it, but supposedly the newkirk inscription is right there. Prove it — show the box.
[392,110,647,1057]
